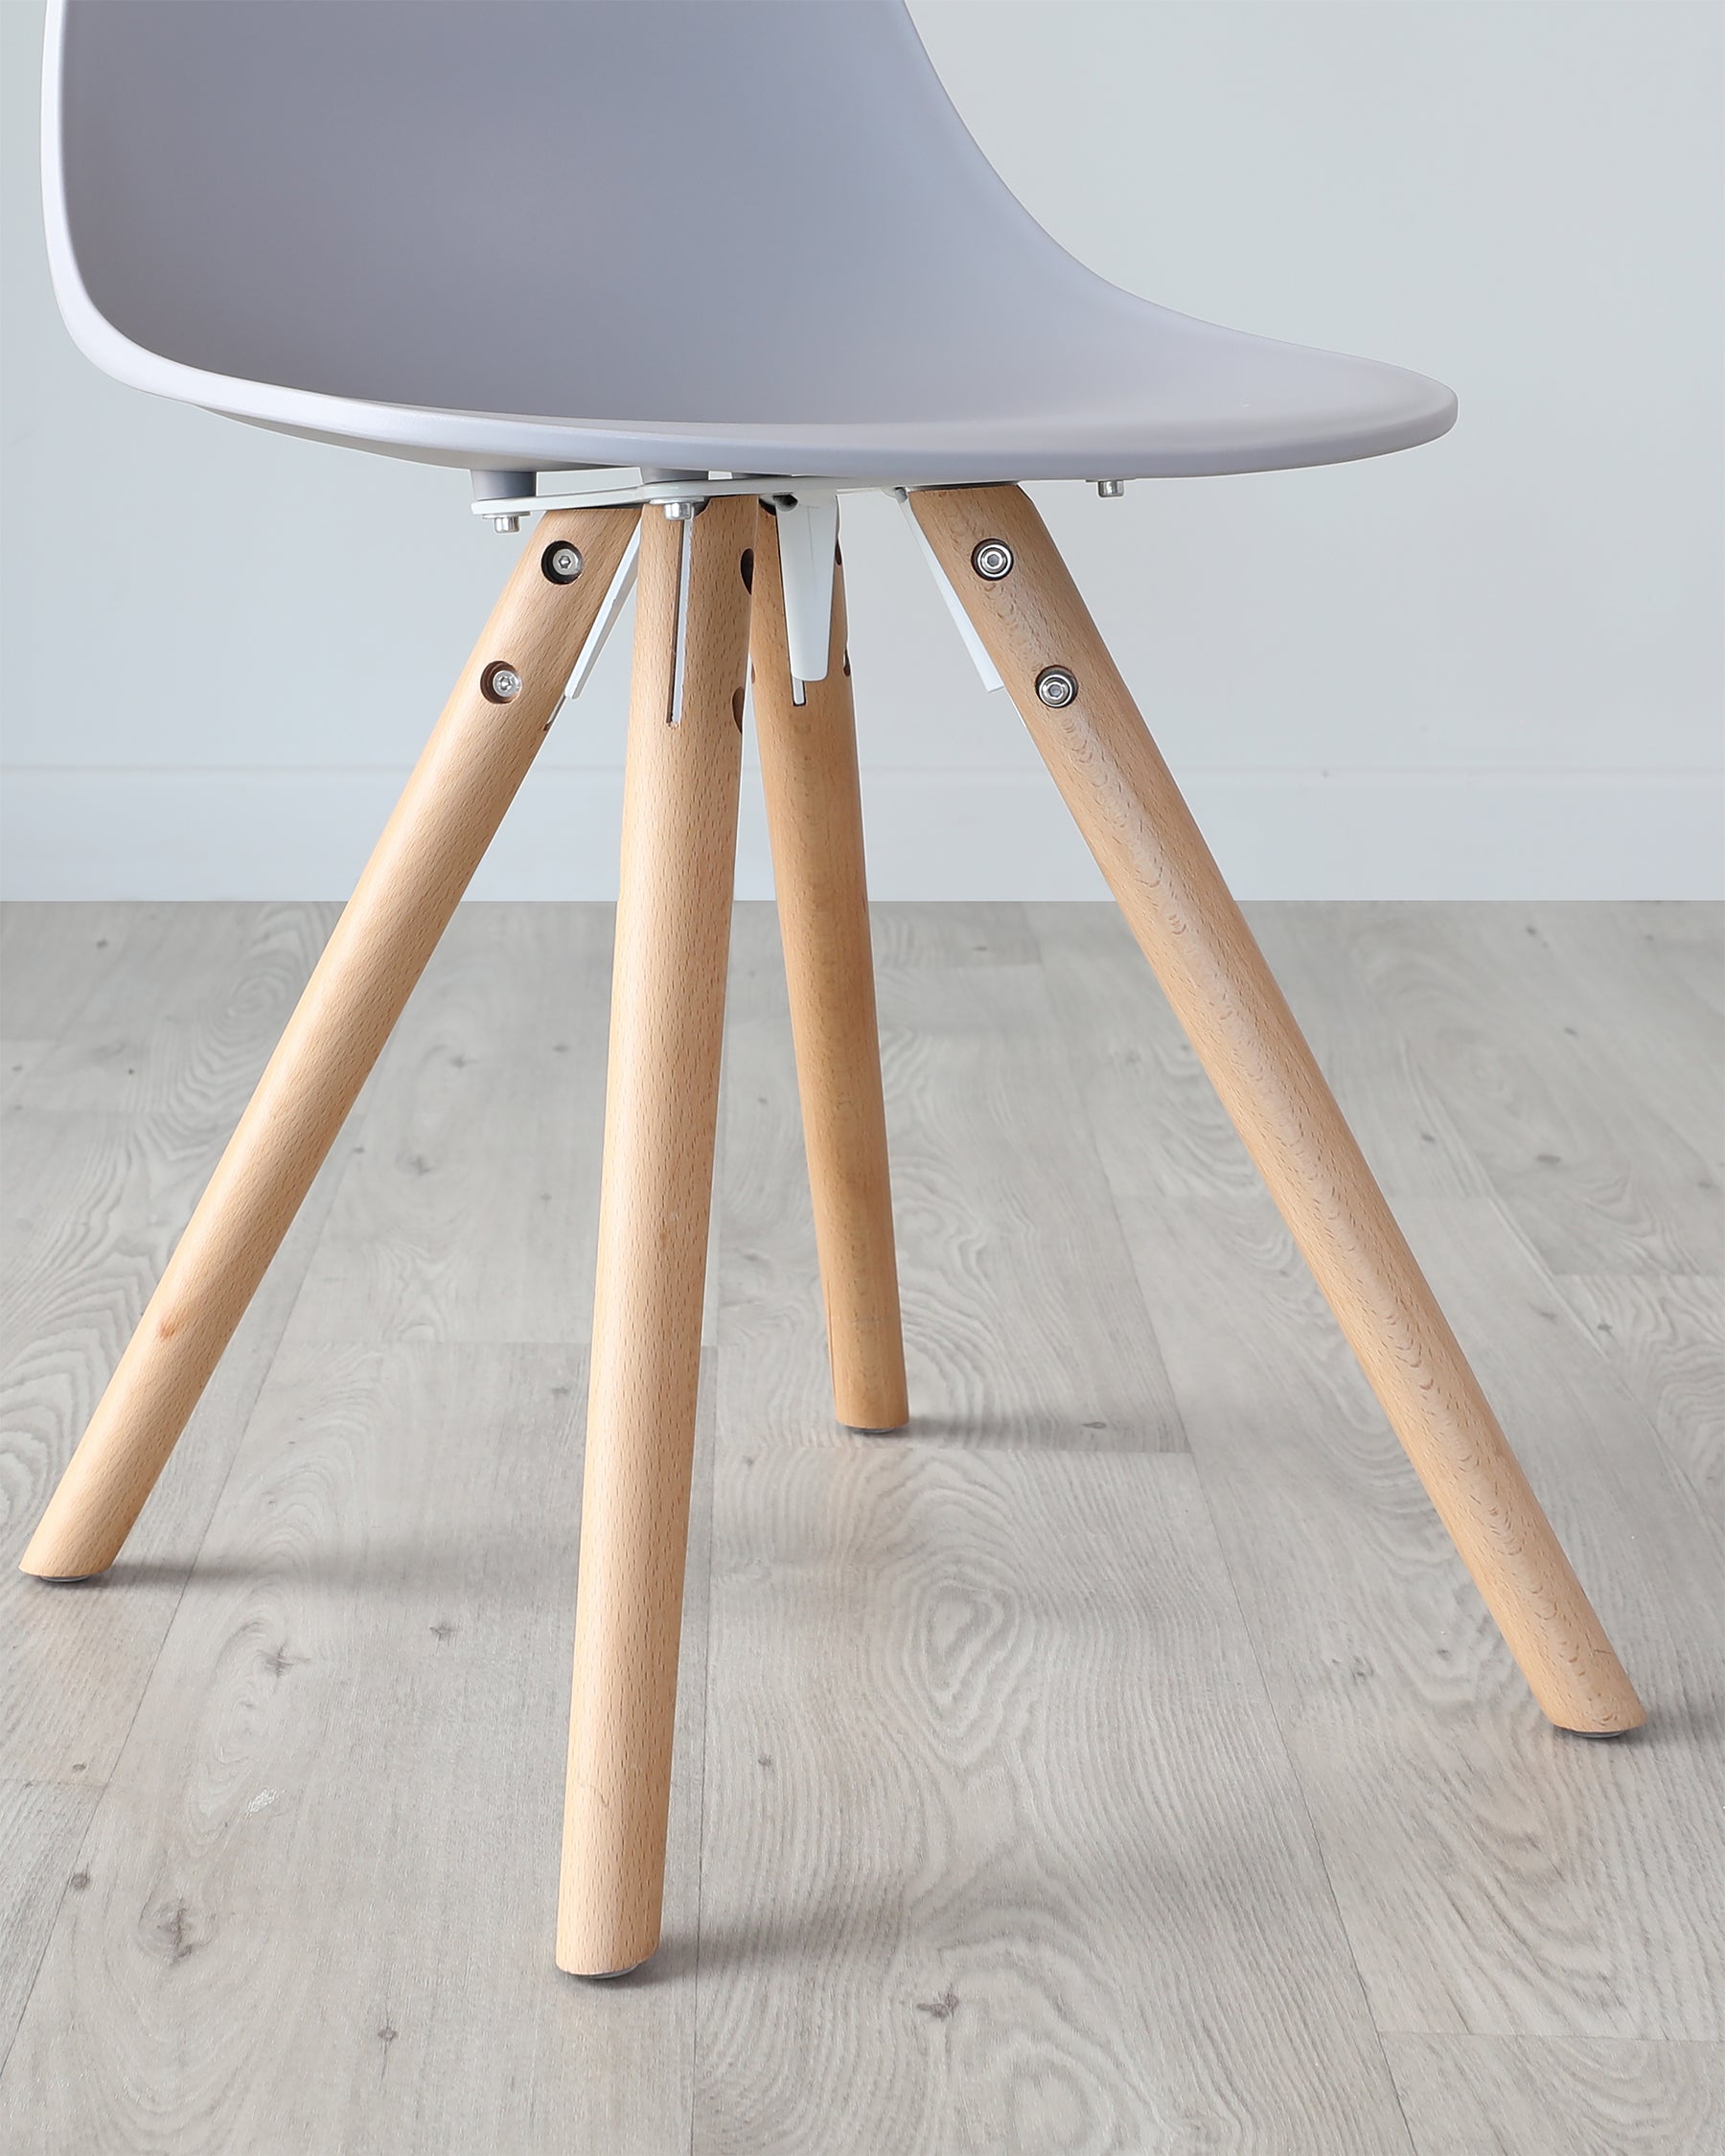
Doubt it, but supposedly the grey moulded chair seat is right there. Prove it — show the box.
[30,0,1642,1991]
[45,0,1455,483]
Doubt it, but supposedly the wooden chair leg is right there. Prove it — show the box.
[911,484,1644,1737]
[20,506,641,1584]
[749,506,908,1434]
[557,496,753,1977]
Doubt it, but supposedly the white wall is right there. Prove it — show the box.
[3,0,1719,902]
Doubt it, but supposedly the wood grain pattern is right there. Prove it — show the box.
[559,499,753,1977]
[0,1343,716,2154]
[279,904,614,1345]
[10,906,279,1115]
[1341,903,1722,1276]
[2,1134,293,1782]
[693,1442,1413,2155]
[1385,2035,1725,2156]
[0,909,350,2081]
[1163,906,1724,1524]
[749,507,907,1433]
[1033,902,1724,2043]
[3,898,1718,2145]
[2,908,346,1783]
[0,1778,100,2064]
[1242,905,1502,1204]
[0,1041,53,1106]
[1522,903,1724,1172]
[0,902,133,1044]
[1552,1273,1723,1531]
[1024,900,1261,1207]
[1110,1189,1724,2040]
[719,901,1184,1456]
[914,484,1643,1737]
[1529,895,1723,1014]
[20,510,640,1581]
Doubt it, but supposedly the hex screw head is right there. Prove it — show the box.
[1035,666,1078,708]
[971,539,1014,581]
[662,498,699,522]
[542,541,584,585]
[483,663,523,702]
[1095,479,1126,500]
[493,515,523,534]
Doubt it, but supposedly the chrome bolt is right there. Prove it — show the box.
[971,539,1014,581]
[484,663,523,702]
[662,498,699,522]
[1096,479,1126,500]
[1035,666,1078,708]
[542,541,584,584]
[493,514,523,534]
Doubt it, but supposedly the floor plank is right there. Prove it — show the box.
[1522,904,1724,1173]
[1385,2034,1725,2156]
[0,1343,715,2156]
[0,902,136,1043]
[1553,1272,1724,1530]
[1527,898,1723,1017]
[1339,905,1722,1275]
[1,906,349,1784]
[1024,902,1272,1210]
[1110,1189,1724,2041]
[1028,902,1722,2037]
[0,1040,53,1107]
[281,905,614,1346]
[9,906,279,1116]
[720,902,1184,1456]
[0,1778,102,2067]
[693,1443,1410,2155]
[3,898,1719,2143]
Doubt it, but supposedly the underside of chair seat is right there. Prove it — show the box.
[47,0,1455,483]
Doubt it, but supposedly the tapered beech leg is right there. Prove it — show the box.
[750,508,908,1434]
[913,484,1644,1736]
[558,497,753,1977]
[21,506,641,1584]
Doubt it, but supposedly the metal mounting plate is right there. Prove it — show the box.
[473,471,1070,698]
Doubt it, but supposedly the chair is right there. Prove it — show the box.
[27,0,1643,1980]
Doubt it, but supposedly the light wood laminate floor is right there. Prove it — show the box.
[1,900,1720,2154]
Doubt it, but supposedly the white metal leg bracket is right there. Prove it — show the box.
[895,491,1003,695]
[469,468,1094,704]
[769,490,840,697]
[561,521,641,706]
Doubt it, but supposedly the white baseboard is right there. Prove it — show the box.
[2,766,1719,902]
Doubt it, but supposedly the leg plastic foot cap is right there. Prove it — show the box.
[566,1955,651,1982]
